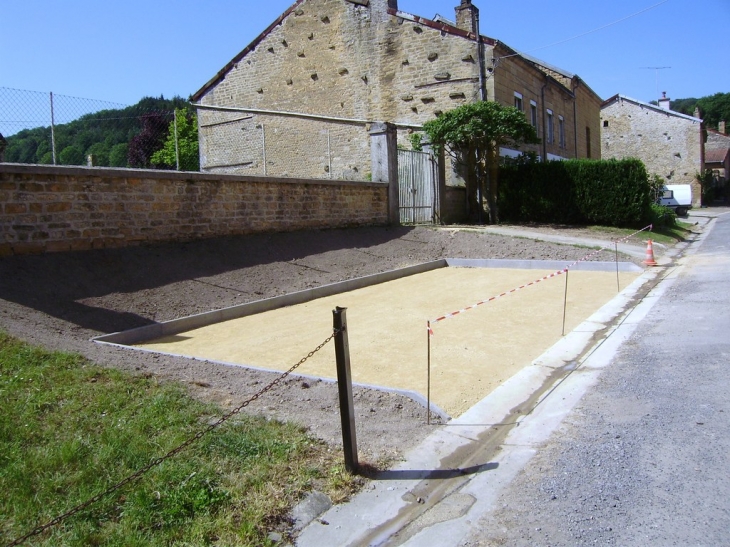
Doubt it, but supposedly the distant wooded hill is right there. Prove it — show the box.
[4,96,192,168]
[671,92,730,130]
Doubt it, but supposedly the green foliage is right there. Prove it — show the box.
[150,109,200,171]
[697,169,716,205]
[422,101,539,156]
[671,92,730,130]
[4,96,191,168]
[109,142,129,167]
[409,132,424,152]
[421,101,540,223]
[647,203,677,228]
[58,144,85,165]
[500,158,653,227]
[0,332,357,546]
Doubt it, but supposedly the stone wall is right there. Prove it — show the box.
[193,0,489,179]
[601,97,703,205]
[0,164,388,256]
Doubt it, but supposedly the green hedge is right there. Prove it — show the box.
[499,158,652,227]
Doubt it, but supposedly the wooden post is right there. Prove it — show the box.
[615,241,620,292]
[562,269,569,336]
[333,307,358,473]
[427,321,431,425]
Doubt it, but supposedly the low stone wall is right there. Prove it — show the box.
[0,164,389,256]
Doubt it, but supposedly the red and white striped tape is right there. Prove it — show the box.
[428,268,568,334]
[427,224,653,335]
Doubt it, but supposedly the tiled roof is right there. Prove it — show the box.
[706,148,729,163]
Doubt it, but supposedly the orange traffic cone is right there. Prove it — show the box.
[643,239,657,266]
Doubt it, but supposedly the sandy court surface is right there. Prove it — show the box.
[137,267,639,417]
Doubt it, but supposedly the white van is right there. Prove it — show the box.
[658,184,692,217]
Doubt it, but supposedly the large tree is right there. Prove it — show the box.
[419,101,539,224]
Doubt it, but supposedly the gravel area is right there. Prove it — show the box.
[0,224,649,464]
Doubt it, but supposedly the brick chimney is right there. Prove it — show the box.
[455,0,478,34]
[658,91,671,111]
[719,120,726,135]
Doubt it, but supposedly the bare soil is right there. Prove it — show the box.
[0,224,649,464]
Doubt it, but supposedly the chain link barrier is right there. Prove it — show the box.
[0,86,186,169]
[5,329,339,547]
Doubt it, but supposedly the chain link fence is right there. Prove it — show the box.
[0,87,196,170]
[196,106,371,180]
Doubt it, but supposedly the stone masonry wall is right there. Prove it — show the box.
[195,0,486,178]
[601,98,703,206]
[0,164,388,256]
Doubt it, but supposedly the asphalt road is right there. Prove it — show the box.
[460,212,730,546]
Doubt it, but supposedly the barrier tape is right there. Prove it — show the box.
[428,224,653,335]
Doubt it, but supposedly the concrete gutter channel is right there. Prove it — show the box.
[295,219,711,547]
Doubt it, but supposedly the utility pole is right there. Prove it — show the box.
[640,67,671,100]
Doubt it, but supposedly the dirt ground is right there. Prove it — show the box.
[0,224,651,464]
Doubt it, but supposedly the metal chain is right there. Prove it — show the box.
[5,329,339,547]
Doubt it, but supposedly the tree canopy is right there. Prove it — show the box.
[419,101,540,223]
[671,92,730,130]
[4,96,194,169]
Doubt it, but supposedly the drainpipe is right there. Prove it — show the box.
[541,79,548,162]
[474,10,486,101]
[572,80,579,159]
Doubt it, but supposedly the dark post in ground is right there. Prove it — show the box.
[333,307,359,473]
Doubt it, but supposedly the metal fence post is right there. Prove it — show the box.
[49,92,57,165]
[333,307,358,474]
[174,109,180,171]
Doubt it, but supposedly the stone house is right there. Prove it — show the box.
[705,123,730,196]
[600,93,705,207]
[191,0,602,185]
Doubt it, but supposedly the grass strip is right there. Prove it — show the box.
[0,332,359,546]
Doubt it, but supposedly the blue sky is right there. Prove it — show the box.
[1,0,729,109]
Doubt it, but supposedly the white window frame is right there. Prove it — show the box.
[530,100,538,134]
[558,115,566,148]
[514,91,523,112]
[546,109,554,144]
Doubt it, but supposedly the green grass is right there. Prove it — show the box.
[0,333,360,546]
[583,220,696,246]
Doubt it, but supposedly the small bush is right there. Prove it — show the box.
[646,203,677,228]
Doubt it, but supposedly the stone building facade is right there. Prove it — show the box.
[706,126,730,189]
[191,0,602,183]
[600,94,705,206]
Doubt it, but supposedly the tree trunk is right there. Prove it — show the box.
[485,145,499,224]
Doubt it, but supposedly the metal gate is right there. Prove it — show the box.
[397,149,439,224]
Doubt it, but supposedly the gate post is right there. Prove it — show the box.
[369,122,399,225]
